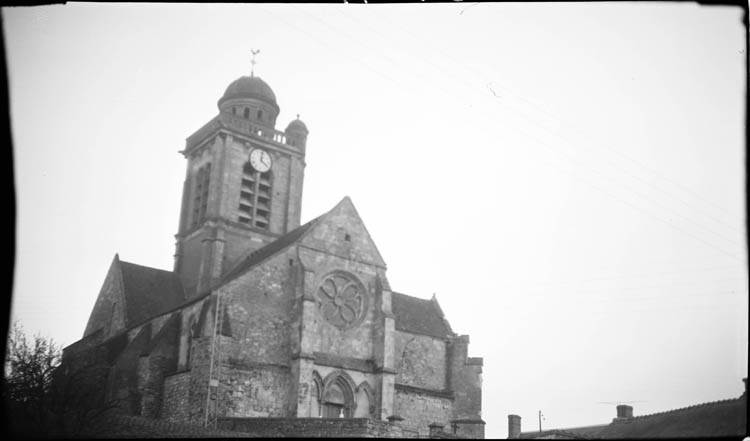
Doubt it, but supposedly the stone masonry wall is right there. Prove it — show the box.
[177,227,208,293]
[394,388,453,437]
[394,331,447,391]
[298,199,389,363]
[220,249,296,367]
[162,370,191,423]
[448,336,483,421]
[191,250,299,419]
[219,364,293,417]
[306,260,376,361]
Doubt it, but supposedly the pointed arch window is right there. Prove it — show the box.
[238,161,272,229]
[192,163,211,227]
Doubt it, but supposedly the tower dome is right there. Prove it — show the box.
[218,75,280,126]
[285,117,308,134]
[285,115,309,149]
[219,76,277,107]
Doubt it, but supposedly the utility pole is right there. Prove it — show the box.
[538,410,544,432]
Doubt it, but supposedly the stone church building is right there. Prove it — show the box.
[62,72,484,438]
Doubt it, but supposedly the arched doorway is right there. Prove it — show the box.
[319,370,356,418]
[322,382,346,418]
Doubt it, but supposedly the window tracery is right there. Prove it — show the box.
[317,272,368,329]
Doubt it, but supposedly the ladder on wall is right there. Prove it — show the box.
[204,291,224,429]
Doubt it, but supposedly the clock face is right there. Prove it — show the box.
[249,149,272,173]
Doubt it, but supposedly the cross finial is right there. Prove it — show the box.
[250,49,260,77]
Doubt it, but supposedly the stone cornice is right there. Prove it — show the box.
[394,383,455,400]
[176,216,283,241]
[313,352,375,373]
[184,115,303,159]
[291,352,316,361]
[450,419,486,425]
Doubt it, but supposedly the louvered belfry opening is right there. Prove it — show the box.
[192,163,211,227]
[238,161,271,229]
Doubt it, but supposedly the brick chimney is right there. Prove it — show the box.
[614,404,633,421]
[508,414,521,439]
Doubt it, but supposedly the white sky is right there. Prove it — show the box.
[4,3,747,438]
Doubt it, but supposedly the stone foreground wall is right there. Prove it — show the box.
[217,417,419,438]
[78,414,254,438]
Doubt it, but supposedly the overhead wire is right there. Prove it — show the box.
[328,6,746,256]
[263,4,747,263]
[523,263,746,289]
[364,4,745,233]
[346,5,746,256]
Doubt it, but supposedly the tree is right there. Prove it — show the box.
[2,322,60,437]
[2,322,120,438]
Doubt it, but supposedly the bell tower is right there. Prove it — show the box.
[174,62,309,298]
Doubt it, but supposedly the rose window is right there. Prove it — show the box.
[317,272,368,329]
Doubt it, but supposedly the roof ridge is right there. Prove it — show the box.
[391,291,431,301]
[546,428,591,439]
[628,396,745,420]
[522,427,593,439]
[550,423,610,430]
[119,259,174,274]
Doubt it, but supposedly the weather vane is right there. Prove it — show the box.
[251,49,260,77]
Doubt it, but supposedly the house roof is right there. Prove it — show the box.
[520,425,608,439]
[119,260,185,328]
[596,395,747,438]
[391,292,454,339]
[520,394,747,439]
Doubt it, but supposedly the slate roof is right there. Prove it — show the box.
[119,260,186,328]
[520,394,747,439]
[221,215,322,282]
[391,292,454,339]
[596,395,747,438]
[520,425,607,439]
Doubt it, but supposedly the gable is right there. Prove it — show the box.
[299,196,386,268]
[84,255,128,338]
[119,260,186,328]
[220,196,386,285]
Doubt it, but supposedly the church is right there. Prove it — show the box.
[62,68,484,438]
